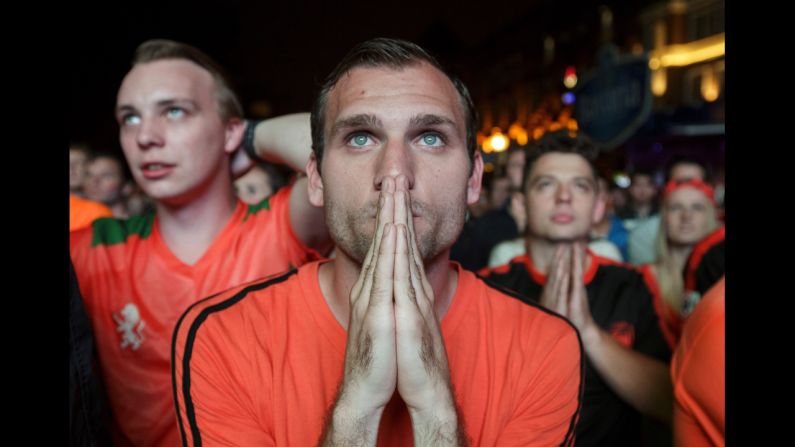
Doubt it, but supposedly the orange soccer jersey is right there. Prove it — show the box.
[174,261,584,446]
[70,194,113,231]
[672,277,725,447]
[70,186,321,447]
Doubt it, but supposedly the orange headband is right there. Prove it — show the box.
[662,179,716,205]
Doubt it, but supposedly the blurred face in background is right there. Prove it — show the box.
[70,147,90,193]
[597,178,613,216]
[506,149,526,190]
[663,187,717,246]
[669,162,705,183]
[629,174,656,206]
[489,176,511,209]
[609,187,628,211]
[234,165,274,205]
[85,156,126,206]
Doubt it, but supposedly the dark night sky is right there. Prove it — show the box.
[71,0,652,155]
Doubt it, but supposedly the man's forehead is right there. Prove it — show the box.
[530,152,594,180]
[670,163,705,181]
[118,59,215,104]
[668,187,708,202]
[91,157,123,171]
[326,63,463,125]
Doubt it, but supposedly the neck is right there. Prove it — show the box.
[526,235,592,275]
[319,248,458,330]
[110,202,128,219]
[664,244,693,270]
[156,186,238,266]
[593,217,611,237]
[635,203,653,218]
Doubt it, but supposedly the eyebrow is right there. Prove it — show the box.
[408,113,458,130]
[115,98,198,115]
[330,114,382,139]
[530,175,596,185]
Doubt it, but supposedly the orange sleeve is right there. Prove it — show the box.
[172,288,275,447]
[672,278,725,447]
[496,325,583,446]
[70,194,113,232]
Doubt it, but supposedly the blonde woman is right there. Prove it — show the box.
[641,179,721,347]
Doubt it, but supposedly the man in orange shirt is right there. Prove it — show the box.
[70,39,332,446]
[174,38,583,446]
[672,276,725,446]
[69,194,113,231]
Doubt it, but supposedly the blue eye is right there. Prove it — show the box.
[349,133,373,147]
[420,133,443,147]
[167,108,185,119]
[122,115,141,126]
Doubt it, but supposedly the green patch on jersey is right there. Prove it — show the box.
[91,212,155,246]
[243,196,271,222]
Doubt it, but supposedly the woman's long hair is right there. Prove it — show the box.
[653,190,719,312]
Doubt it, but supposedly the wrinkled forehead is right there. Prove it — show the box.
[325,63,465,129]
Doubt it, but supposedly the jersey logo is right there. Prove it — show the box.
[113,304,146,351]
[682,290,702,317]
[608,322,635,348]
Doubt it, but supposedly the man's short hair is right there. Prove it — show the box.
[522,130,600,192]
[665,155,710,183]
[132,39,243,122]
[70,141,92,156]
[629,169,655,184]
[309,37,478,172]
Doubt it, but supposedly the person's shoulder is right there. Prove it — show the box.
[182,268,300,324]
[71,212,156,263]
[83,212,157,247]
[469,270,578,337]
[478,254,529,278]
[592,254,644,279]
[241,184,293,220]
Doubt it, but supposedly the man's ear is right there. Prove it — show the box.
[306,152,324,207]
[466,152,484,205]
[592,191,607,225]
[223,117,246,155]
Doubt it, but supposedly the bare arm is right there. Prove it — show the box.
[237,113,331,253]
[581,326,673,422]
[251,113,313,171]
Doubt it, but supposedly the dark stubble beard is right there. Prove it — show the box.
[323,192,468,266]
